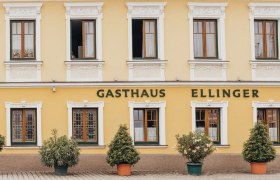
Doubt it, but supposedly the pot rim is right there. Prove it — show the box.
[186,162,203,165]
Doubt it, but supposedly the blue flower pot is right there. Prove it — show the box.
[187,163,202,175]
[54,165,68,176]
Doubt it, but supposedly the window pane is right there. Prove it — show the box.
[208,109,219,141]
[206,34,216,57]
[196,109,205,132]
[84,22,95,58]
[12,35,22,58]
[147,120,157,141]
[194,34,203,57]
[266,22,276,58]
[25,110,36,142]
[86,109,97,142]
[12,110,23,142]
[267,110,278,141]
[145,21,150,33]
[255,35,264,58]
[73,109,83,141]
[145,34,155,57]
[134,110,144,141]
[24,35,34,58]
[149,21,155,33]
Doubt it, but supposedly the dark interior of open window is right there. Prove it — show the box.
[71,20,83,59]
[132,20,143,58]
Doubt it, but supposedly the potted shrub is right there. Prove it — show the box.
[242,122,276,174]
[39,129,80,176]
[0,134,5,151]
[106,125,140,176]
[176,131,215,175]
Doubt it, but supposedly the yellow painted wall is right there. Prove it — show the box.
[0,86,279,154]
[0,0,276,81]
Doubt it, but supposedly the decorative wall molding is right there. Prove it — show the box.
[191,100,228,145]
[5,61,42,82]
[251,61,280,81]
[64,2,104,81]
[5,101,42,146]
[67,101,104,146]
[127,61,166,81]
[189,60,228,81]
[252,101,280,125]
[128,101,166,145]
[187,3,228,81]
[3,3,42,82]
[65,61,103,81]
[127,2,166,61]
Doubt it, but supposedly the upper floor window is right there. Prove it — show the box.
[194,20,217,59]
[11,20,35,60]
[254,20,278,59]
[71,20,96,60]
[133,19,157,59]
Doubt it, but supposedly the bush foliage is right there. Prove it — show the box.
[0,134,5,151]
[106,125,140,166]
[242,122,276,163]
[176,131,215,164]
[39,129,80,167]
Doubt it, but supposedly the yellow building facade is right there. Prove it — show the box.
[0,0,280,172]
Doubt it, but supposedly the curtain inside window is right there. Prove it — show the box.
[144,21,156,58]
[24,22,34,58]
[266,22,276,58]
[84,21,95,58]
[194,21,203,57]
[12,110,23,142]
[134,110,144,141]
[206,21,216,57]
[25,110,36,142]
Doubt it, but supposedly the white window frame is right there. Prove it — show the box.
[252,101,280,125]
[5,101,42,147]
[249,3,280,81]
[67,101,104,146]
[64,2,104,81]
[127,2,166,61]
[128,101,166,145]
[191,100,228,145]
[3,3,42,82]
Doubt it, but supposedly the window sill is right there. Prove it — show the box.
[273,145,280,148]
[250,60,280,64]
[189,60,229,64]
[214,144,230,148]
[127,60,167,64]
[65,60,104,64]
[5,60,43,65]
[5,146,39,150]
[135,145,168,149]
[78,145,106,149]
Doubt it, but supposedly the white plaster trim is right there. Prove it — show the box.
[252,101,280,125]
[65,61,103,81]
[135,145,168,149]
[67,101,104,145]
[191,100,228,145]
[5,101,42,147]
[127,61,166,81]
[5,61,42,82]
[249,3,280,61]
[64,2,103,62]
[3,3,42,62]
[128,101,166,145]
[250,61,280,81]
[127,2,166,61]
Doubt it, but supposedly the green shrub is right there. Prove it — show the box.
[106,125,140,166]
[176,131,215,163]
[242,122,276,163]
[39,129,80,167]
[0,134,5,151]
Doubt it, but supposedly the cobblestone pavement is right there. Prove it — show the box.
[0,172,280,180]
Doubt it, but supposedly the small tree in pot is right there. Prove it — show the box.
[242,122,276,174]
[106,125,140,176]
[39,129,80,176]
[176,131,215,175]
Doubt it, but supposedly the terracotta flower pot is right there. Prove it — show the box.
[117,164,131,176]
[250,162,266,174]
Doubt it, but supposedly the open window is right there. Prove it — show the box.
[71,20,96,59]
[132,19,157,59]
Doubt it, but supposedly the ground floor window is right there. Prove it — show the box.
[257,109,279,142]
[11,108,36,145]
[134,108,159,144]
[72,108,98,144]
[196,108,220,143]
